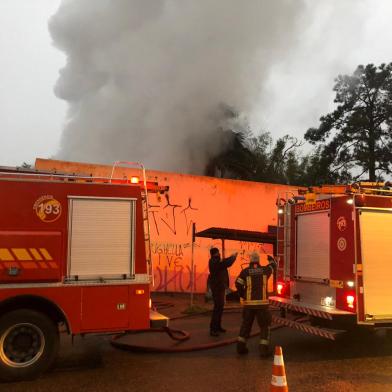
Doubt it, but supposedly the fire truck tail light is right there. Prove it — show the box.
[130,176,140,184]
[347,281,354,288]
[277,282,284,295]
[135,289,145,295]
[346,295,355,309]
[347,198,354,205]
[321,296,335,307]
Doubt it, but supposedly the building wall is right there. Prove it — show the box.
[36,158,297,293]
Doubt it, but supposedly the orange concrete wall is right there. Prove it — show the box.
[36,158,297,293]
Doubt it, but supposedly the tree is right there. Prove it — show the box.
[293,147,352,186]
[205,113,310,185]
[265,135,303,184]
[305,63,392,182]
[204,129,254,179]
[204,104,254,179]
[204,104,319,185]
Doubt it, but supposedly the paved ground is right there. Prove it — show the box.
[3,293,392,392]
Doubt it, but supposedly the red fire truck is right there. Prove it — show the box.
[0,163,168,381]
[271,183,392,340]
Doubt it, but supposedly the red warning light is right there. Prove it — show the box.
[346,295,355,309]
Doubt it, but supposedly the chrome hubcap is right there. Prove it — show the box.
[0,323,45,368]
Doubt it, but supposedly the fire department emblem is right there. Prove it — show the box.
[337,237,347,252]
[33,195,62,223]
[337,216,347,232]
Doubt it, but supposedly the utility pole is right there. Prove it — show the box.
[190,223,196,307]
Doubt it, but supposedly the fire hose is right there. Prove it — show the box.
[110,305,284,353]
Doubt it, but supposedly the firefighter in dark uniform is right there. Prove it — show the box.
[235,252,277,356]
[208,247,238,336]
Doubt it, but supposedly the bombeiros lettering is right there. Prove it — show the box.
[294,199,330,214]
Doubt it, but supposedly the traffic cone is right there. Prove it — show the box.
[270,346,288,391]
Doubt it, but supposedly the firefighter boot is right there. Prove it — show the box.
[237,338,249,355]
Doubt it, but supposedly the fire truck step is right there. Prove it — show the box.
[271,315,345,340]
[150,309,169,328]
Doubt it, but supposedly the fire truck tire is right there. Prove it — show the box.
[0,309,59,382]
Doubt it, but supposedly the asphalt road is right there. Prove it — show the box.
[2,308,392,392]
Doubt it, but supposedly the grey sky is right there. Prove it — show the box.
[256,1,392,137]
[0,0,64,167]
[1,1,392,169]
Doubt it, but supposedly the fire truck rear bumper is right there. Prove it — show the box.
[269,296,354,320]
[150,309,169,328]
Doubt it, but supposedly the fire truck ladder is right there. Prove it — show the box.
[296,182,392,197]
[110,161,153,285]
[276,192,295,281]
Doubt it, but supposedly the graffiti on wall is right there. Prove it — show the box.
[151,241,186,267]
[34,159,289,293]
[148,193,202,291]
[238,241,273,265]
[148,193,271,292]
[149,195,198,237]
[153,264,209,292]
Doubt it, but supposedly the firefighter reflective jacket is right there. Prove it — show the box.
[235,257,277,306]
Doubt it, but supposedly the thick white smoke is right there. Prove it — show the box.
[49,0,305,173]
[50,0,389,173]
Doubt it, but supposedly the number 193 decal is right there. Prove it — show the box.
[33,195,62,223]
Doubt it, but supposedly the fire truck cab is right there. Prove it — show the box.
[271,183,392,340]
[0,164,167,381]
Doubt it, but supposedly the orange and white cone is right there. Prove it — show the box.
[270,346,288,391]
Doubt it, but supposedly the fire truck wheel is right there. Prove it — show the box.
[0,309,59,382]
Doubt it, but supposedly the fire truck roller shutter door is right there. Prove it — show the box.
[296,211,330,280]
[67,197,136,280]
[359,209,392,321]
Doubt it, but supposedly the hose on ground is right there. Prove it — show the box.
[110,307,283,353]
[151,301,175,311]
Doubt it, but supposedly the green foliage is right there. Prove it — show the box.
[205,127,312,185]
[206,63,392,185]
[204,104,254,179]
[205,129,254,179]
[247,134,305,184]
[203,103,319,185]
[305,63,392,182]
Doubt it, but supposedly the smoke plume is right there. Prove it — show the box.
[49,0,305,173]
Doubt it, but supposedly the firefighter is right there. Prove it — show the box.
[235,252,277,357]
[208,247,238,336]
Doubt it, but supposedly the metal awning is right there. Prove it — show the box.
[194,226,276,244]
[189,225,278,297]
